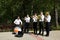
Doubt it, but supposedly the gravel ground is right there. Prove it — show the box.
[0,31,60,40]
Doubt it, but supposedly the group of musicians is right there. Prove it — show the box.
[14,11,51,37]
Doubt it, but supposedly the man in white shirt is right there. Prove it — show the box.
[14,16,22,26]
[13,16,23,34]
[45,12,51,36]
[32,13,38,34]
[24,14,30,33]
[38,12,44,35]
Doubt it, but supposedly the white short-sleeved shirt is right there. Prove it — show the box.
[45,15,51,22]
[14,19,22,25]
[39,15,44,22]
[33,16,38,22]
[25,17,30,23]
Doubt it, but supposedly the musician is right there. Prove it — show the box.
[38,12,44,35]
[24,14,30,33]
[13,16,22,34]
[14,16,22,26]
[32,13,38,34]
[45,12,51,36]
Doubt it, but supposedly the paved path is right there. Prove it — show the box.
[42,31,60,40]
[0,31,60,40]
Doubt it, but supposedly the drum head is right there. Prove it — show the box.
[14,27,21,33]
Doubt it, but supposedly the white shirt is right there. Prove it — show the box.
[33,16,38,22]
[25,17,30,23]
[45,15,51,22]
[14,19,22,25]
[39,15,44,22]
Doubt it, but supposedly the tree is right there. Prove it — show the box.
[54,0,60,28]
[0,0,60,29]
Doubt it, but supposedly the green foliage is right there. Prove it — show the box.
[51,25,60,30]
[0,0,60,28]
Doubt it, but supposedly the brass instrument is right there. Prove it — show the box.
[38,15,41,20]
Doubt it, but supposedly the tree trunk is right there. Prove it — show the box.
[55,9,59,28]
[31,5,33,15]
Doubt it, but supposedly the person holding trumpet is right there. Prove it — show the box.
[45,12,51,36]
[38,12,44,35]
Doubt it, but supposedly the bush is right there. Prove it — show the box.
[51,25,60,30]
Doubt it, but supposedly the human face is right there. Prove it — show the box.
[34,13,37,16]
[27,15,29,17]
[40,12,43,15]
[17,16,20,19]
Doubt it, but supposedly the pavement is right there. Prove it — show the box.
[43,31,60,40]
[0,31,60,40]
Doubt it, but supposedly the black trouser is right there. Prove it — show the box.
[33,22,37,34]
[24,22,30,33]
[17,31,23,37]
[39,22,44,35]
[45,22,50,36]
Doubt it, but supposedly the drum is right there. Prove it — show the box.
[14,27,21,33]
[14,27,23,37]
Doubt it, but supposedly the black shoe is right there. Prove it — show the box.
[37,33,41,35]
[41,33,44,36]
[12,32,16,34]
[15,35,23,37]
